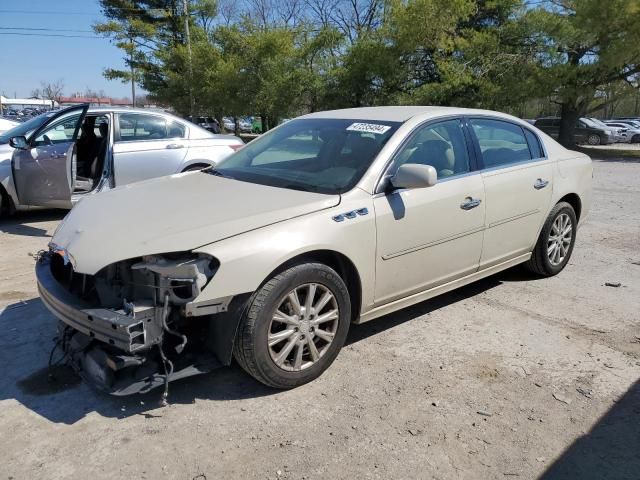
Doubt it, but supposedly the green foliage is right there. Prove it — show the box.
[96,0,640,141]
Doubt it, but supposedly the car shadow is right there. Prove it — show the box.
[1,267,524,425]
[539,379,640,480]
[0,210,66,237]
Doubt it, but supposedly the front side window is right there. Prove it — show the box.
[470,119,532,168]
[0,111,56,144]
[392,119,471,179]
[214,118,400,194]
[117,114,169,141]
[33,112,82,146]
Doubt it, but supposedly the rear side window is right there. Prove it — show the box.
[117,114,169,141]
[167,121,186,138]
[523,129,544,159]
[470,119,532,168]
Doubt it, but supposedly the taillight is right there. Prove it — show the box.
[229,144,244,151]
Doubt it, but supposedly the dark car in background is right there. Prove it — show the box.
[534,117,615,145]
[186,115,221,134]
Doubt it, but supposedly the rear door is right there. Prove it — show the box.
[112,112,189,185]
[468,117,553,268]
[11,104,88,208]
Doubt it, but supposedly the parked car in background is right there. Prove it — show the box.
[222,117,235,132]
[0,117,19,134]
[187,115,221,134]
[0,105,244,214]
[583,118,627,143]
[534,117,615,145]
[605,121,640,143]
[36,106,592,395]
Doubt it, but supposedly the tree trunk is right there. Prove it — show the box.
[558,102,580,148]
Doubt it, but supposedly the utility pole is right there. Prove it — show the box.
[183,0,194,117]
[130,39,136,107]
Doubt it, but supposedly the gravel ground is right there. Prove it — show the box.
[0,158,639,480]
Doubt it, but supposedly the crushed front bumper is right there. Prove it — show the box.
[36,254,222,395]
[36,258,163,353]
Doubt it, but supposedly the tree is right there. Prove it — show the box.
[523,0,640,147]
[40,79,65,104]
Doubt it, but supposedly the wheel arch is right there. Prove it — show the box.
[181,160,214,172]
[0,183,16,215]
[557,192,582,221]
[263,249,363,323]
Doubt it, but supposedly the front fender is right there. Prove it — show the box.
[193,192,377,314]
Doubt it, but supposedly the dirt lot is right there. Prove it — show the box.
[1,158,639,480]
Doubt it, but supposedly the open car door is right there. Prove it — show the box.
[11,104,88,208]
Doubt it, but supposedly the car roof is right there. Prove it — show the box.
[86,106,173,115]
[300,106,524,123]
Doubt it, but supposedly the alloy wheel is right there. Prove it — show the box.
[547,213,573,266]
[587,134,601,145]
[268,283,339,372]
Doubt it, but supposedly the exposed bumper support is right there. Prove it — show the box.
[36,258,163,353]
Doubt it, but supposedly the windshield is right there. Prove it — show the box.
[581,118,608,129]
[213,118,401,194]
[0,112,57,144]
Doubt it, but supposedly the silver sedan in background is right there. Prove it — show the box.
[0,106,244,213]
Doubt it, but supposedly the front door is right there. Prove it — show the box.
[11,105,88,208]
[467,118,553,268]
[373,118,485,305]
[113,112,188,186]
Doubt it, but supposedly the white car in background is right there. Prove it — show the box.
[35,106,592,396]
[0,105,243,214]
[605,121,640,143]
[0,117,19,134]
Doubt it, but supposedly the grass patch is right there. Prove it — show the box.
[575,146,640,159]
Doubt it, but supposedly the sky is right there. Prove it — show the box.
[0,0,136,99]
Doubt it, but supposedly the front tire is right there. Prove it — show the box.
[233,263,351,389]
[526,202,577,277]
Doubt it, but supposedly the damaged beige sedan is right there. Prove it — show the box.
[36,107,592,397]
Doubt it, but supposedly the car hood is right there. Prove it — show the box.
[52,172,340,274]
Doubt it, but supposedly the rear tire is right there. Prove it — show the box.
[233,263,351,389]
[587,134,601,145]
[526,202,577,277]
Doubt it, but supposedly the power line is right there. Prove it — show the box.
[0,32,99,39]
[0,27,94,33]
[0,8,169,16]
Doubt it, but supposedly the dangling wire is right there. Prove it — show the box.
[157,341,174,407]
[162,294,187,354]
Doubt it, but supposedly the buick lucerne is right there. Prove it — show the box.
[35,106,592,395]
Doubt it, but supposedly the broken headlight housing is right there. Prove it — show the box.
[131,253,218,306]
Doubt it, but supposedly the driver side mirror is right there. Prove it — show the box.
[9,136,28,150]
[390,164,438,190]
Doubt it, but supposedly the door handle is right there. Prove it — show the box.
[534,178,549,190]
[460,197,482,210]
[166,143,184,149]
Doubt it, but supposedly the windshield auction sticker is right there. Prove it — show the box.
[346,123,392,135]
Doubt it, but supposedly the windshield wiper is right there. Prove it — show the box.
[205,168,232,179]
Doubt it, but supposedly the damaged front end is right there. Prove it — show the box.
[36,248,241,396]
